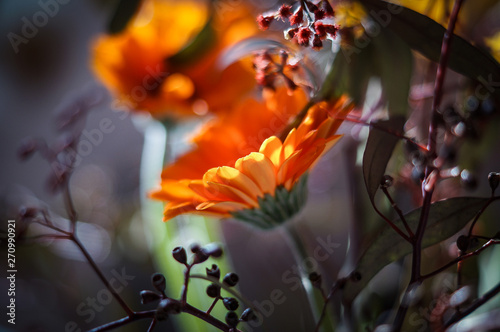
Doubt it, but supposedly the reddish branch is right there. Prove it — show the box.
[392,0,464,330]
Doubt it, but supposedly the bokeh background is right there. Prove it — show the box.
[0,1,351,331]
[2,0,500,331]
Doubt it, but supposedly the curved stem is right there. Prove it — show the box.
[392,0,464,330]
[71,233,135,316]
[284,223,334,332]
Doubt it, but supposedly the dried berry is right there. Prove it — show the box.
[223,273,239,287]
[223,297,239,311]
[172,246,187,265]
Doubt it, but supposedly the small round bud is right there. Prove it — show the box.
[223,297,239,311]
[240,308,257,322]
[140,290,161,304]
[206,283,221,298]
[380,175,394,188]
[172,246,187,265]
[456,235,469,252]
[206,264,220,280]
[157,298,181,318]
[151,273,166,293]
[223,273,239,287]
[203,243,223,258]
[190,243,201,253]
[225,311,239,328]
[488,172,500,192]
[193,249,209,265]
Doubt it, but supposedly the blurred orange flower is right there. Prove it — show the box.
[92,0,258,118]
[151,88,353,227]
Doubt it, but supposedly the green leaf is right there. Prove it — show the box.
[108,0,143,34]
[372,29,413,116]
[343,197,491,303]
[363,117,405,202]
[361,0,500,98]
[320,26,412,114]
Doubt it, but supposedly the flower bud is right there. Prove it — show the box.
[456,235,469,252]
[156,298,181,319]
[193,248,209,265]
[223,297,239,311]
[140,290,161,304]
[206,283,221,298]
[380,175,394,188]
[172,246,187,265]
[488,172,500,192]
[206,264,220,280]
[190,243,201,253]
[203,243,223,258]
[240,308,257,322]
[151,273,166,293]
[225,311,239,328]
[223,273,239,287]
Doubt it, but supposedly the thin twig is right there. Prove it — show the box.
[206,297,219,315]
[71,234,135,316]
[147,318,157,332]
[314,278,345,332]
[181,264,193,305]
[88,310,156,332]
[421,239,500,280]
[443,280,500,329]
[468,196,497,237]
[381,187,414,238]
[392,0,464,329]
[372,202,411,242]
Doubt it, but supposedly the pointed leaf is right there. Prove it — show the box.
[343,197,491,303]
[361,0,500,98]
[372,29,412,116]
[363,117,405,202]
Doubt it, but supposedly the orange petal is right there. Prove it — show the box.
[196,200,249,212]
[281,128,298,161]
[150,179,197,201]
[189,179,234,202]
[205,181,258,207]
[164,202,197,221]
[215,166,263,200]
[259,136,283,168]
[235,152,277,194]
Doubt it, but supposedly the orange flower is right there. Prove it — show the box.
[91,0,258,118]
[151,88,354,227]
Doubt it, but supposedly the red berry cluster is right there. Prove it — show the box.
[252,49,299,91]
[257,1,339,50]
